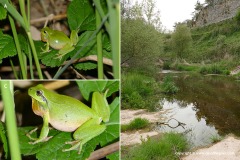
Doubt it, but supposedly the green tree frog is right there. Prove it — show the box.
[27,84,110,154]
[41,27,79,59]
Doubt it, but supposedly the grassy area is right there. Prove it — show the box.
[122,132,188,160]
[162,18,240,72]
[160,76,179,94]
[122,72,161,111]
[210,135,223,143]
[121,118,150,132]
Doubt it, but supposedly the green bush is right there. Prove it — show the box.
[122,132,188,160]
[199,64,230,75]
[171,24,192,58]
[235,9,240,24]
[121,118,150,132]
[122,72,160,111]
[161,76,179,94]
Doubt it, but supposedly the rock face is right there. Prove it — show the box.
[195,0,240,27]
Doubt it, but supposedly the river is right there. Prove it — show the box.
[157,72,240,148]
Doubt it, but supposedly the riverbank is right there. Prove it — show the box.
[121,109,168,146]
[182,135,240,160]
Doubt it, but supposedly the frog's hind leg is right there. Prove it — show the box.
[63,118,106,154]
[55,43,75,59]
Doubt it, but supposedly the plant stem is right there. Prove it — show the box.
[93,0,110,33]
[19,0,43,79]
[96,8,104,79]
[27,32,44,79]
[8,15,27,79]
[1,81,21,160]
[9,59,19,79]
[107,0,120,79]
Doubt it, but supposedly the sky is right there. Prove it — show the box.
[132,0,205,31]
[156,0,205,31]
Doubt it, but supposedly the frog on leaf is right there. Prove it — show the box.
[27,84,110,154]
[41,27,79,60]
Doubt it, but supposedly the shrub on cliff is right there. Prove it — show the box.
[171,24,193,59]
[235,9,240,24]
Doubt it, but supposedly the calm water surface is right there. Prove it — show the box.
[157,73,240,148]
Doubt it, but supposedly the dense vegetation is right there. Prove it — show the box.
[121,118,150,132]
[122,132,188,160]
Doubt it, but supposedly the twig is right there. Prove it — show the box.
[157,118,186,129]
[63,55,113,66]
[87,141,119,160]
[30,14,67,25]
[70,66,86,79]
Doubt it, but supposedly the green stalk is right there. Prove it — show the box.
[53,14,109,79]
[27,32,43,79]
[1,81,21,160]
[19,0,43,79]
[8,15,27,79]
[93,0,110,33]
[9,59,19,79]
[96,8,104,79]
[107,0,120,79]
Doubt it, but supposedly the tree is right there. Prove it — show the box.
[121,0,163,75]
[171,24,192,58]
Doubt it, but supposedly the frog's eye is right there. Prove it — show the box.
[36,90,43,96]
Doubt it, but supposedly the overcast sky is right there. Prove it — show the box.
[132,0,205,31]
[157,0,205,31]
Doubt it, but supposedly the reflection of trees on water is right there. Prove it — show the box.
[162,73,240,136]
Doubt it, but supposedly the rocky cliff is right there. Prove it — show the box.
[195,0,240,27]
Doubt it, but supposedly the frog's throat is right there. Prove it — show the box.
[31,98,48,117]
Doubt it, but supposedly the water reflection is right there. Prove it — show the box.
[157,73,240,148]
[158,98,219,148]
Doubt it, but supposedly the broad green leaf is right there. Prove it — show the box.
[67,0,95,31]
[73,61,97,70]
[18,34,30,56]
[0,32,17,60]
[19,127,95,160]
[34,41,66,67]
[76,80,119,101]
[0,4,7,20]
[69,31,97,59]
[107,151,119,160]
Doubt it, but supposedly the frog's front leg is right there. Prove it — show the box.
[41,41,51,53]
[55,43,75,60]
[92,91,110,123]
[63,118,106,154]
[27,114,52,144]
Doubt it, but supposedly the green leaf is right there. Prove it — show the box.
[0,4,7,20]
[76,80,119,101]
[73,61,97,70]
[107,151,119,160]
[34,41,66,67]
[19,127,95,160]
[67,0,95,31]
[0,121,8,159]
[0,32,17,60]
[18,34,30,56]
[70,31,97,59]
